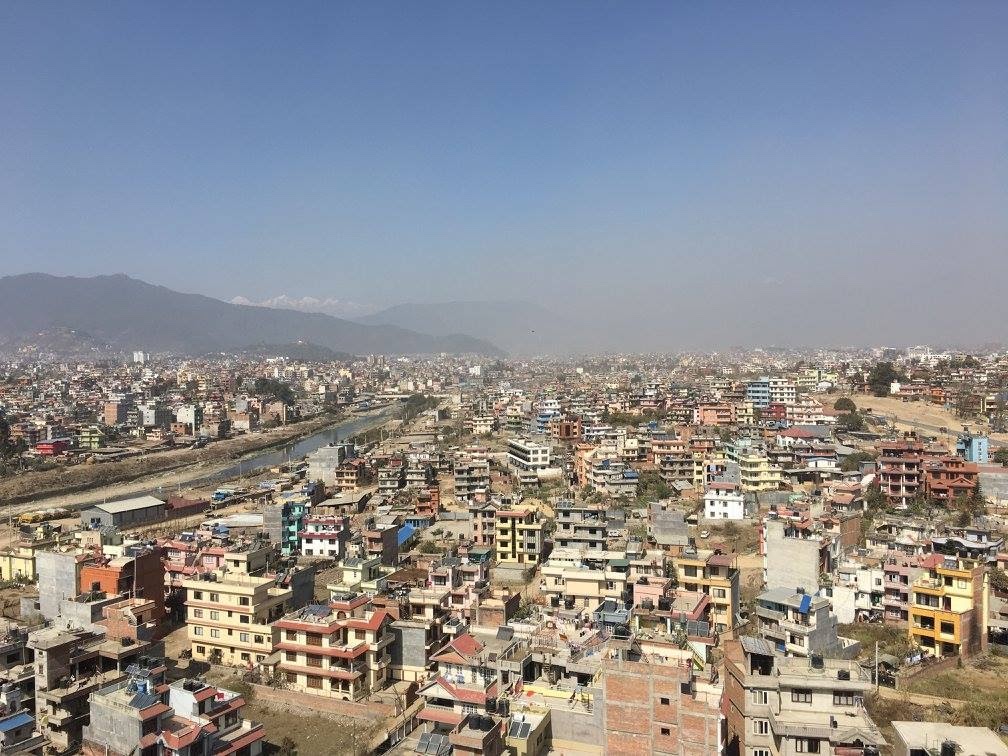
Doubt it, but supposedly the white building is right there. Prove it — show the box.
[703,482,745,520]
[506,438,551,471]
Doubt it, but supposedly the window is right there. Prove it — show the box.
[940,621,955,635]
[240,615,250,624]
[751,690,768,705]
[713,588,726,599]
[286,630,297,641]
[285,651,297,661]
[196,645,205,654]
[660,727,670,736]
[659,697,670,705]
[791,689,812,703]
[833,691,855,706]
[210,629,220,639]
[209,593,219,602]
[754,751,770,756]
[193,591,203,600]
[240,653,250,661]
[795,739,820,753]
[193,609,203,618]
[240,596,250,605]
[753,719,769,735]
[193,626,204,636]
[240,633,249,642]
[210,611,219,620]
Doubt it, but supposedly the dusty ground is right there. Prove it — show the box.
[0,413,346,511]
[823,393,1008,446]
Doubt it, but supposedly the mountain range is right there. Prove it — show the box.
[358,300,579,356]
[0,274,502,357]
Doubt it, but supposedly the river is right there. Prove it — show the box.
[73,405,398,508]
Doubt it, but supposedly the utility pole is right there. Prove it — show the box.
[874,640,879,691]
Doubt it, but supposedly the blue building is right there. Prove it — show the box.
[745,378,771,409]
[957,433,990,464]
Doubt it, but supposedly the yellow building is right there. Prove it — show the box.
[495,507,543,566]
[908,553,988,659]
[670,547,740,634]
[75,425,106,450]
[736,450,783,492]
[183,571,295,666]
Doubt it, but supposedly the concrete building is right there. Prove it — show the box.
[80,496,166,530]
[762,517,839,594]
[29,628,161,751]
[671,547,740,634]
[505,438,551,472]
[908,546,989,659]
[299,516,351,560]
[877,440,924,508]
[495,507,544,567]
[83,674,265,756]
[724,637,885,756]
[600,653,723,755]
[956,433,990,464]
[553,500,608,554]
[891,722,1008,756]
[454,457,490,503]
[703,482,745,520]
[269,594,392,701]
[183,565,314,667]
[754,588,852,659]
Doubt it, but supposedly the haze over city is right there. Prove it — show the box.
[3,3,1007,351]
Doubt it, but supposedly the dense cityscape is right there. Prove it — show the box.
[0,342,1005,754]
[4,2,1008,754]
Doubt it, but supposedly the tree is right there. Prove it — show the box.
[993,448,1008,467]
[840,451,875,472]
[834,397,857,413]
[867,362,903,397]
[836,413,866,432]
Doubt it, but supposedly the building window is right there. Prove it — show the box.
[193,609,203,618]
[754,751,770,756]
[791,689,812,703]
[210,629,220,639]
[833,691,856,706]
[660,727,670,736]
[940,621,955,635]
[209,593,219,602]
[795,739,820,753]
[659,696,670,706]
[240,596,250,605]
[751,690,768,705]
[240,633,249,642]
[193,591,203,600]
[286,630,298,641]
[193,626,204,636]
[285,651,297,661]
[210,611,219,620]
[196,645,205,654]
[753,719,769,735]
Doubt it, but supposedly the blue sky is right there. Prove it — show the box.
[2,2,1006,347]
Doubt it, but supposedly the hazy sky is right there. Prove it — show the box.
[2,2,1006,349]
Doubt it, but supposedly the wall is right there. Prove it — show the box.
[763,520,821,593]
[36,552,79,620]
[602,660,722,756]
[82,698,140,756]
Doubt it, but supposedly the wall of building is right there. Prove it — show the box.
[36,552,79,620]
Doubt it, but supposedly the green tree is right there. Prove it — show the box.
[993,448,1008,467]
[866,362,904,397]
[836,412,866,432]
[840,451,875,472]
[833,397,857,413]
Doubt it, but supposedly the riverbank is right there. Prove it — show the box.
[0,409,382,511]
